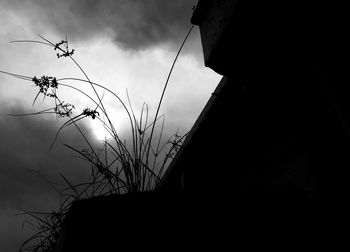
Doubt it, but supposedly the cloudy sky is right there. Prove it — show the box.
[0,0,221,250]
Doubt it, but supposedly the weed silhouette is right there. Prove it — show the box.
[1,24,194,252]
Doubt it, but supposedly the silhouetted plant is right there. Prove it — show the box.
[1,24,194,251]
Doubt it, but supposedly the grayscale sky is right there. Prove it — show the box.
[0,0,221,250]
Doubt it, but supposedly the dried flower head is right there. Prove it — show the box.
[82,108,99,119]
[54,40,75,58]
[54,102,75,118]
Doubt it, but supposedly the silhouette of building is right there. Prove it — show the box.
[161,0,349,202]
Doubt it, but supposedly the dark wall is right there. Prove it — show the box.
[55,192,185,251]
[163,0,350,203]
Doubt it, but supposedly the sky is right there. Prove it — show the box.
[0,0,221,251]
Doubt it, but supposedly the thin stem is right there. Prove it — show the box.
[146,24,194,166]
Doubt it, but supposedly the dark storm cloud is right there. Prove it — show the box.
[0,103,100,206]
[4,0,197,51]
[0,103,99,251]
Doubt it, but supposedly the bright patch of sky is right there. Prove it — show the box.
[0,15,221,141]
